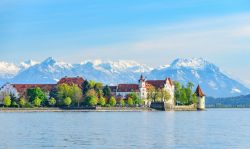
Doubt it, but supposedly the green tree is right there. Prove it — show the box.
[103,85,111,98]
[63,97,72,107]
[49,87,58,100]
[86,89,97,97]
[89,80,96,89]
[185,87,193,104]
[180,87,188,105]
[127,97,134,107]
[19,97,26,107]
[86,96,98,107]
[147,86,155,102]
[57,84,73,105]
[98,96,106,106]
[27,87,47,104]
[82,80,91,95]
[94,82,103,91]
[72,84,83,107]
[191,93,197,104]
[49,97,56,106]
[11,101,18,108]
[187,82,194,90]
[127,92,141,105]
[154,89,161,102]
[10,93,18,102]
[3,95,11,107]
[174,81,182,104]
[159,89,171,102]
[120,99,125,107]
[33,97,42,107]
[109,96,116,106]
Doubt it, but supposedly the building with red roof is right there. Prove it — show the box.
[0,77,84,104]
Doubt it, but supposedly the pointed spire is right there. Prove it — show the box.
[139,74,145,82]
[195,85,205,97]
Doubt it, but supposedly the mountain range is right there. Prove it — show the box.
[0,57,249,98]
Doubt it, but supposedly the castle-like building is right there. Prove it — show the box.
[112,75,175,107]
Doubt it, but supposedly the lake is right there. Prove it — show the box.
[0,109,249,149]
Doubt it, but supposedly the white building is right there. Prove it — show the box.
[113,75,175,107]
[0,83,19,104]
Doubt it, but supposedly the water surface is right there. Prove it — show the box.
[0,109,249,149]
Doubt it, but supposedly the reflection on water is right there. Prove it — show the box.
[0,109,250,149]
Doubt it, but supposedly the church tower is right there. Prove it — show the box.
[195,85,206,110]
[138,75,147,105]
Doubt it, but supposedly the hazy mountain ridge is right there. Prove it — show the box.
[0,57,249,97]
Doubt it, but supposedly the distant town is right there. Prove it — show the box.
[0,75,205,111]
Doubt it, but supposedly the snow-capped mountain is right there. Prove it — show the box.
[149,58,250,97]
[12,57,151,85]
[0,57,249,97]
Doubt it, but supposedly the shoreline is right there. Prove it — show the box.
[0,107,157,112]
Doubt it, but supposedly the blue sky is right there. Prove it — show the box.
[0,0,250,86]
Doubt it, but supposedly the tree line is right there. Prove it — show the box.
[1,80,143,108]
[174,82,197,105]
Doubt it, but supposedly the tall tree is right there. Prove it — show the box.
[147,86,156,102]
[159,89,171,102]
[72,84,83,107]
[27,87,46,104]
[109,96,116,106]
[63,97,72,107]
[180,87,188,105]
[174,81,182,104]
[82,80,91,95]
[57,83,73,105]
[103,85,111,98]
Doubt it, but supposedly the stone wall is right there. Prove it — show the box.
[174,104,197,111]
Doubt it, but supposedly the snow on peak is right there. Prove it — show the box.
[171,58,207,68]
[40,57,72,69]
[171,58,219,71]
[80,59,152,73]
[20,60,38,69]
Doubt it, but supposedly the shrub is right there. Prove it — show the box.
[11,101,18,108]
[33,97,42,107]
[63,97,72,107]
[19,97,26,107]
[3,95,11,107]
[25,102,34,108]
[109,96,116,106]
[98,96,106,107]
[48,97,56,106]
[120,99,125,107]
[127,97,134,107]
[86,96,98,107]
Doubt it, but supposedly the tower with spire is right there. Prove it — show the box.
[195,85,206,110]
[138,74,147,104]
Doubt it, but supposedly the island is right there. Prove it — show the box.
[0,75,205,112]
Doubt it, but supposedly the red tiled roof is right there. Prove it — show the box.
[195,85,205,97]
[57,77,84,88]
[117,84,139,92]
[12,84,56,97]
[146,80,166,89]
